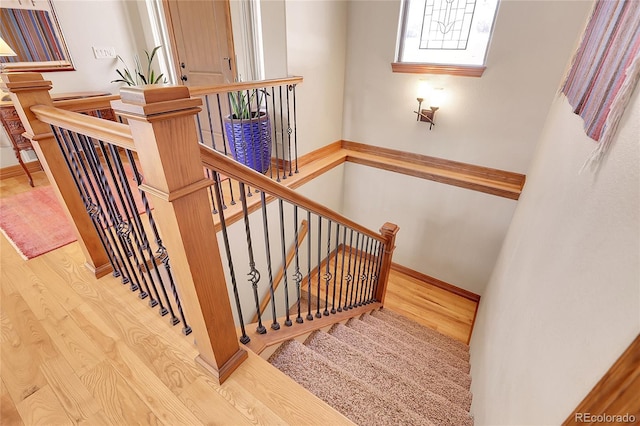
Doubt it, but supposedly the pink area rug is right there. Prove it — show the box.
[0,186,77,260]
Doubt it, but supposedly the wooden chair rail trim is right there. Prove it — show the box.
[342,141,525,200]
[252,220,309,323]
[188,76,304,97]
[200,144,384,242]
[242,302,383,354]
[562,334,640,425]
[30,105,135,151]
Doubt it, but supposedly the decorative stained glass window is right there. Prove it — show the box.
[397,0,499,68]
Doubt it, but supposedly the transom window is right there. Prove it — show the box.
[394,0,499,75]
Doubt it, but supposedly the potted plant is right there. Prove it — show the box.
[224,89,272,174]
[112,46,167,86]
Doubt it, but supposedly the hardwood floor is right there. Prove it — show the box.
[1,171,478,425]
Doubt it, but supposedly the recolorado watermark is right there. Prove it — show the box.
[575,413,636,423]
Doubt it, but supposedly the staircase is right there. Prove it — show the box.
[268,308,473,426]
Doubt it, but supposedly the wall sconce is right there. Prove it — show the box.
[414,83,443,130]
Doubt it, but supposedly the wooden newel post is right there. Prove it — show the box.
[111,85,247,384]
[0,72,111,277]
[376,222,399,305]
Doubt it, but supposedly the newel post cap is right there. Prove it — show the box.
[0,72,52,93]
[111,84,202,121]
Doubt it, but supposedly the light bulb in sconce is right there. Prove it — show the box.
[414,83,443,130]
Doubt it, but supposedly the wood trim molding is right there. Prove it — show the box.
[562,334,640,425]
[391,263,480,303]
[391,62,486,77]
[0,161,42,180]
[342,140,526,200]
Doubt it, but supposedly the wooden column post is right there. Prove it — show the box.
[111,85,247,384]
[1,72,111,277]
[376,222,399,305]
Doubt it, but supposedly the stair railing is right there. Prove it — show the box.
[2,72,399,383]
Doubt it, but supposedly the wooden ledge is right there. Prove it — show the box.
[341,141,525,200]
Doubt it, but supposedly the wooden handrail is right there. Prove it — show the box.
[30,104,135,151]
[188,76,303,97]
[52,94,120,113]
[251,220,309,324]
[199,144,384,243]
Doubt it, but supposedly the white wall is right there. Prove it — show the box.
[469,89,640,424]
[339,0,592,294]
[284,0,348,154]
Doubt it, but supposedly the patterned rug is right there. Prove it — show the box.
[0,186,76,260]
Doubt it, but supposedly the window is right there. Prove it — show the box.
[393,0,499,76]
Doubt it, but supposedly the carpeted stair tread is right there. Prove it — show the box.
[372,308,470,359]
[328,322,472,410]
[268,339,434,426]
[304,330,473,426]
[346,318,471,387]
[360,314,471,373]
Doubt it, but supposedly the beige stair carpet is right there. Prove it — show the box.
[268,309,474,426]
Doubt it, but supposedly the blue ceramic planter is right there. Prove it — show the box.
[224,112,272,174]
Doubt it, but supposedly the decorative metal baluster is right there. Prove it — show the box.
[270,86,281,182]
[368,241,382,302]
[290,84,299,174]
[347,232,359,309]
[359,237,373,306]
[240,182,266,334]
[96,138,153,302]
[212,170,249,343]
[323,220,332,316]
[354,235,367,307]
[331,223,340,314]
[262,85,273,179]
[306,212,313,320]
[278,86,286,180]
[67,130,139,291]
[216,93,235,206]
[204,95,218,150]
[107,144,165,310]
[371,243,385,302]
[277,199,292,326]
[205,168,218,215]
[195,113,204,145]
[260,191,280,331]
[52,127,123,280]
[315,216,322,318]
[125,151,178,319]
[285,84,292,177]
[344,229,355,310]
[337,226,347,312]
[293,206,303,323]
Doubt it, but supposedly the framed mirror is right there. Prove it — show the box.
[0,0,74,72]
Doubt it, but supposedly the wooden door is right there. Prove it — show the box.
[164,0,236,150]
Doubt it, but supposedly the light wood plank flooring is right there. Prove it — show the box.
[1,171,478,425]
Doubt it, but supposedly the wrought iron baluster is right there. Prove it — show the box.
[278,199,292,326]
[344,229,355,310]
[323,220,332,316]
[369,241,382,302]
[347,231,359,309]
[290,84,299,174]
[315,216,322,318]
[354,234,367,307]
[216,93,235,206]
[195,113,204,145]
[278,86,286,180]
[270,86,281,182]
[373,242,385,302]
[306,211,313,321]
[293,206,303,323]
[204,94,217,150]
[331,223,340,314]
[285,84,292,177]
[52,127,123,280]
[359,237,373,306]
[337,225,347,312]
[240,182,266,334]
[260,191,280,331]
[212,170,249,343]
